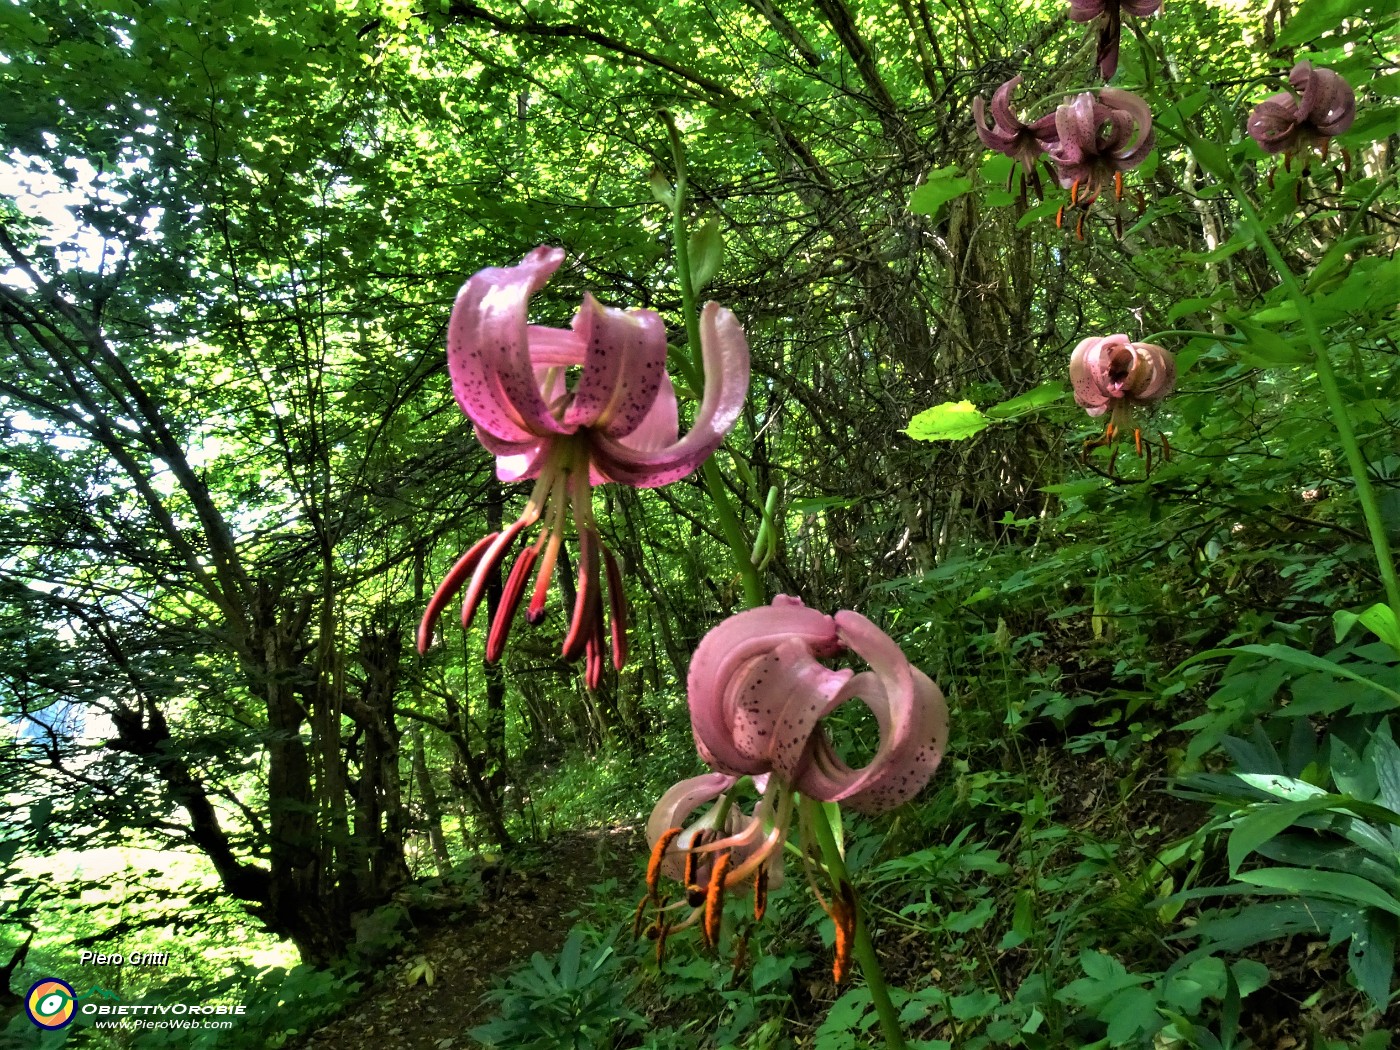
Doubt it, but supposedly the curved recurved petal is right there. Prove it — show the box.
[1055,93,1100,155]
[1298,65,1356,136]
[803,667,949,813]
[752,639,854,785]
[590,302,750,488]
[562,295,669,435]
[1132,343,1176,401]
[1068,0,1105,21]
[687,598,838,774]
[1248,94,1301,153]
[974,95,1013,152]
[448,246,571,444]
[1099,88,1155,166]
[645,772,739,880]
[1121,0,1162,13]
[1070,337,1111,415]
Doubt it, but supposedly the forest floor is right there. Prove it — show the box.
[298,826,643,1050]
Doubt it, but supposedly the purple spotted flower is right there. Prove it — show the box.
[417,247,750,686]
[637,597,948,977]
[1248,61,1356,164]
[1069,0,1162,80]
[1046,88,1155,236]
[973,76,1060,197]
[1071,334,1175,459]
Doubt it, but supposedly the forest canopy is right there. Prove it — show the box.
[1,0,1398,1045]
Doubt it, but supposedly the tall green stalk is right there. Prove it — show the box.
[661,112,910,1048]
[1171,123,1400,619]
[805,798,909,1050]
[662,112,765,609]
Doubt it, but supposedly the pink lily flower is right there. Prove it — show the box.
[1046,88,1155,237]
[639,597,947,973]
[417,246,750,686]
[1248,61,1355,166]
[1068,0,1162,80]
[972,76,1060,198]
[1070,334,1175,462]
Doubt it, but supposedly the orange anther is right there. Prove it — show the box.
[830,883,857,985]
[1071,179,1081,205]
[1114,170,1123,200]
[648,827,682,904]
[703,850,733,949]
[1133,428,1143,457]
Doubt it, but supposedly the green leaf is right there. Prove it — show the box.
[1237,867,1400,918]
[1334,602,1400,650]
[1227,796,1344,875]
[910,166,973,217]
[984,381,1066,421]
[687,218,724,292]
[1175,644,1400,706]
[1229,317,1309,367]
[904,401,991,442]
[1349,910,1396,1010]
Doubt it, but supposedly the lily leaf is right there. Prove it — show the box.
[687,218,724,292]
[984,381,1066,421]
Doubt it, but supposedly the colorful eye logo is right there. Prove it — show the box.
[25,978,77,1029]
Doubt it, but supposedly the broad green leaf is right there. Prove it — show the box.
[1227,796,1344,875]
[1175,644,1400,706]
[1237,867,1400,918]
[687,218,724,292]
[1334,602,1400,650]
[984,381,1066,421]
[910,165,973,216]
[904,401,991,442]
[1229,317,1308,367]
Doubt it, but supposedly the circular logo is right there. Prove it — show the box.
[25,978,77,1030]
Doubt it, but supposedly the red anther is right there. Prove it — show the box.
[1105,421,1116,441]
[686,883,706,908]
[460,517,531,633]
[1108,445,1120,475]
[1075,211,1087,240]
[1056,205,1066,229]
[417,532,498,653]
[1114,170,1123,200]
[561,529,599,662]
[1144,442,1153,475]
[683,840,701,889]
[1133,428,1143,457]
[1341,146,1353,174]
[603,547,628,670]
[631,897,648,940]
[1267,166,1276,190]
[648,827,682,904]
[584,633,602,691]
[754,865,769,922]
[1284,153,1293,173]
[703,851,733,949]
[1161,433,1172,461]
[1114,213,1124,240]
[486,546,540,662]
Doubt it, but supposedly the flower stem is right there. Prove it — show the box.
[804,797,909,1050]
[661,112,765,608]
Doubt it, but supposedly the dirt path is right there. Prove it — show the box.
[301,827,642,1050]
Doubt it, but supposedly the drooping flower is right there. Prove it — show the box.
[1248,61,1356,166]
[1070,334,1175,463]
[637,597,948,979]
[1046,88,1155,237]
[973,76,1060,198]
[418,247,750,686]
[1068,0,1162,80]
